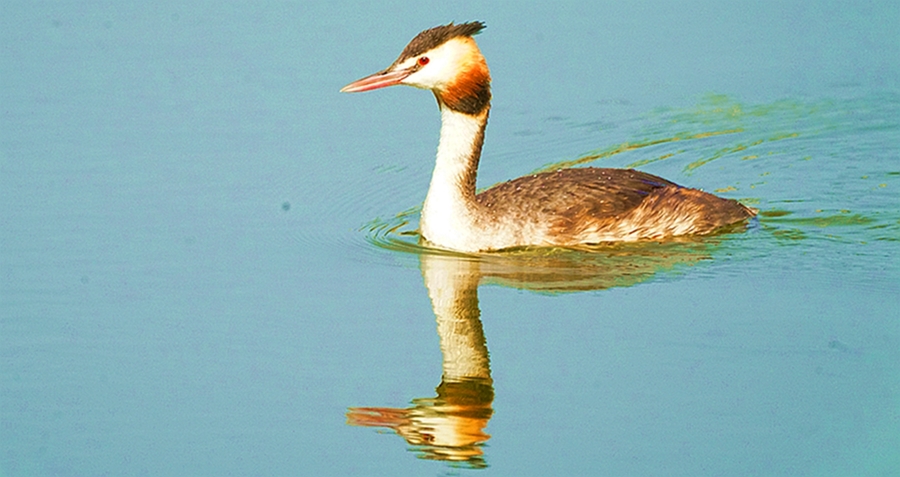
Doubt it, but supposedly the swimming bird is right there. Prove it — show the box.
[341,21,756,253]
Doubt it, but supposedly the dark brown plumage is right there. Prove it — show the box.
[393,22,486,66]
[477,168,755,244]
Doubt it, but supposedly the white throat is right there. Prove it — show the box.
[420,106,487,251]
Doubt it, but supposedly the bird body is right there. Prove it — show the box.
[342,22,755,252]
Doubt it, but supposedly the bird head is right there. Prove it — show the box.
[341,22,491,114]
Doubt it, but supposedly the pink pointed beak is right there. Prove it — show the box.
[340,67,413,93]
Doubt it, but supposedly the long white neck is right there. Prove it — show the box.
[420,106,488,250]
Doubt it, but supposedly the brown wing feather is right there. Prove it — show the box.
[476,167,754,243]
[477,168,678,218]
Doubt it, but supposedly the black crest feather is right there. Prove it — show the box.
[394,21,486,64]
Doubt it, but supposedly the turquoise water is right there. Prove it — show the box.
[2,2,898,476]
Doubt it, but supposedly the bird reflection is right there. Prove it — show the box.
[348,235,735,468]
[347,254,493,468]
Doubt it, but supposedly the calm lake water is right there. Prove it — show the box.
[2,1,898,476]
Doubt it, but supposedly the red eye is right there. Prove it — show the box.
[417,56,429,66]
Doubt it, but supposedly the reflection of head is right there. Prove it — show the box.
[348,377,493,468]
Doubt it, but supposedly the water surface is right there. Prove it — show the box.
[2,1,898,476]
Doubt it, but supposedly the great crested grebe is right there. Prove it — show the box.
[341,21,756,253]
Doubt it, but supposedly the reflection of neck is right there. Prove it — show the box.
[421,255,492,383]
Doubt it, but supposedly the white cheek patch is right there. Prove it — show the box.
[400,39,470,90]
